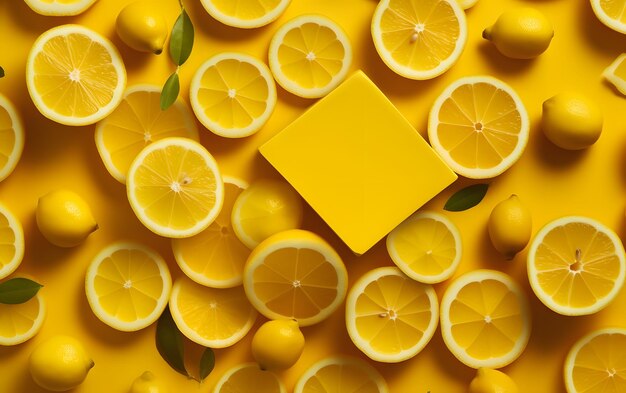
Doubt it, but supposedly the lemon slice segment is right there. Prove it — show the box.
[591,0,626,34]
[371,0,467,80]
[85,242,172,332]
[603,53,626,96]
[200,0,291,29]
[0,203,25,281]
[0,293,45,346]
[428,76,529,179]
[527,216,626,316]
[268,15,353,98]
[0,95,25,183]
[24,0,97,16]
[213,363,286,393]
[294,357,388,393]
[26,24,126,126]
[95,85,199,184]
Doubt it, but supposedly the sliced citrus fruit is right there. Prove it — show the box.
[371,0,467,80]
[26,24,126,126]
[85,242,172,332]
[527,216,626,316]
[428,76,530,179]
[0,292,45,346]
[213,363,286,393]
[95,85,199,184]
[591,0,626,34]
[126,137,224,238]
[172,177,250,288]
[243,229,347,326]
[169,277,257,348]
[231,179,303,250]
[24,0,97,16]
[294,356,388,393]
[603,53,626,96]
[0,203,25,280]
[386,211,462,284]
[440,269,531,369]
[564,328,626,393]
[0,94,25,183]
[268,15,353,98]
[200,0,291,29]
[345,266,438,363]
[190,52,276,138]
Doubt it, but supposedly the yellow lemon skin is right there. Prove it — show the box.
[36,189,98,248]
[116,1,168,54]
[29,335,94,392]
[130,371,169,393]
[488,195,532,259]
[251,319,305,370]
[542,92,603,150]
[483,7,553,59]
[468,368,518,393]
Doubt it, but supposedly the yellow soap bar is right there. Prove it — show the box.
[260,71,457,254]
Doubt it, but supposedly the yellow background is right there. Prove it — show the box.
[1,0,626,392]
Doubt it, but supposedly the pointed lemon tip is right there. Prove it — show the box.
[482,28,492,40]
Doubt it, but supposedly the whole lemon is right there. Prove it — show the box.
[130,371,169,393]
[116,1,168,54]
[542,91,603,150]
[488,194,532,259]
[36,189,98,247]
[251,319,305,370]
[469,368,518,393]
[483,7,554,59]
[29,335,94,392]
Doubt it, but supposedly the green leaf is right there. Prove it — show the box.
[0,67,4,78]
[444,183,489,212]
[199,348,215,382]
[169,9,194,66]
[160,72,180,111]
[156,307,188,378]
[0,278,43,304]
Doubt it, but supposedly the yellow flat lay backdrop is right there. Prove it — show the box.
[1,0,626,392]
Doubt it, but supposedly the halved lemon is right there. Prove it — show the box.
[126,137,224,238]
[0,203,25,280]
[371,0,467,80]
[564,328,626,393]
[0,293,45,346]
[268,15,353,98]
[527,216,626,316]
[24,0,97,16]
[26,24,126,126]
[200,0,291,29]
[591,0,626,34]
[243,229,348,326]
[603,53,626,96]
[294,357,388,393]
[95,85,199,184]
[345,266,439,363]
[190,52,276,138]
[386,211,462,284]
[0,94,25,183]
[428,76,530,179]
[172,177,250,288]
[169,277,257,348]
[212,363,285,393]
[85,242,172,332]
[440,269,531,369]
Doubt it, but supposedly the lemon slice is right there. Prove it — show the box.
[95,85,199,184]
[564,328,626,393]
[428,76,530,179]
[294,357,388,393]
[172,177,250,288]
[169,277,257,348]
[527,216,626,316]
[85,242,172,332]
[24,0,97,16]
[603,53,626,96]
[0,293,45,346]
[243,229,348,327]
[0,203,25,280]
[26,24,126,126]
[200,0,291,29]
[190,53,276,138]
[268,15,353,99]
[345,266,439,363]
[591,0,626,34]
[386,211,462,284]
[126,137,224,238]
[213,363,286,393]
[371,0,467,80]
[0,94,25,183]
[440,269,531,369]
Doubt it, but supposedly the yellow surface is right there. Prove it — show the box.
[2,0,626,392]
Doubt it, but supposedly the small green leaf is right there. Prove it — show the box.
[0,67,4,78]
[199,348,215,382]
[169,9,194,66]
[156,307,188,378]
[0,278,43,304]
[160,72,180,110]
[444,183,489,212]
